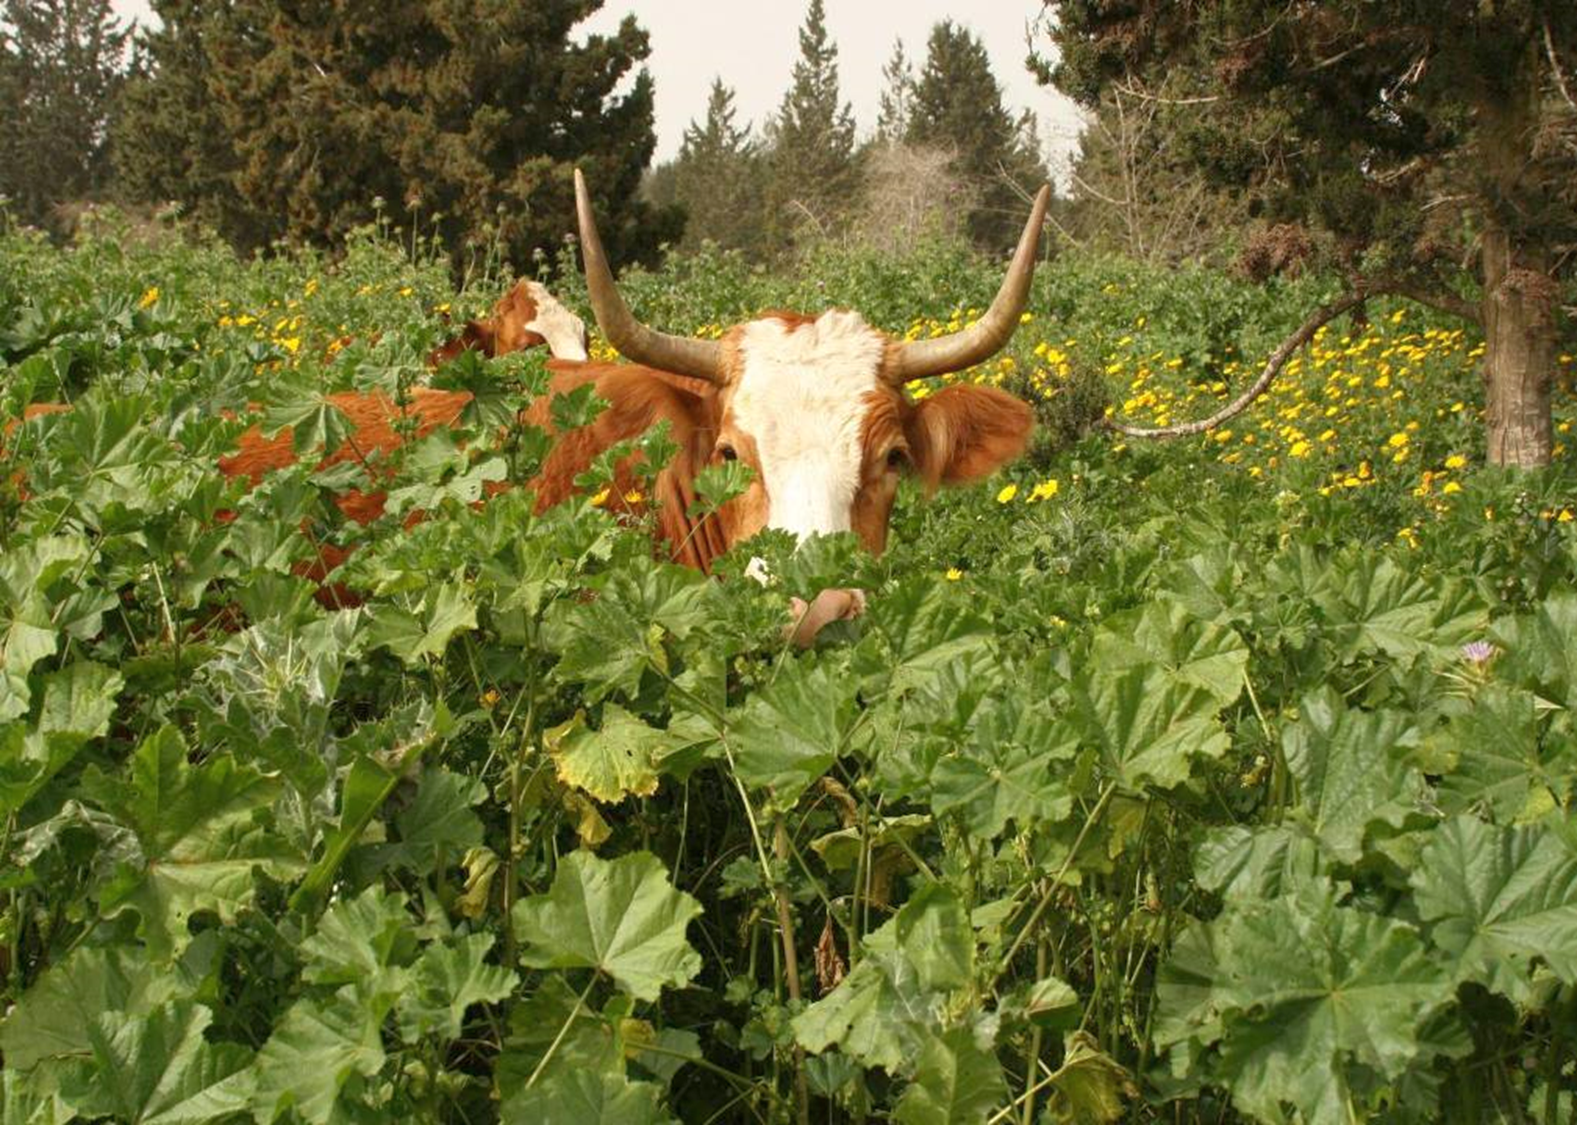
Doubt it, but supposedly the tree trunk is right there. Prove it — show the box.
[1479,87,1556,468]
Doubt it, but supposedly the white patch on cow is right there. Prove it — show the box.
[522,280,589,361]
[732,310,886,543]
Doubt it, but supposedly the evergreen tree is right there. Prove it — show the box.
[906,20,1049,252]
[113,0,674,271]
[763,0,858,253]
[1047,1,1577,467]
[113,1,251,243]
[874,37,913,143]
[0,0,130,227]
[671,78,763,253]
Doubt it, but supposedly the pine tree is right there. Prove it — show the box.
[113,0,674,271]
[874,38,913,143]
[763,0,858,253]
[0,0,130,227]
[113,1,251,243]
[906,20,1049,252]
[1047,0,1577,467]
[672,78,763,253]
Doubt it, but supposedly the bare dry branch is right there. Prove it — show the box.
[1546,18,1577,112]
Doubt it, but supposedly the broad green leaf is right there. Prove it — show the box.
[56,1000,253,1125]
[1413,815,1577,1004]
[855,577,993,696]
[2,1069,65,1125]
[93,725,302,959]
[365,578,477,664]
[892,1026,1006,1125]
[928,694,1073,839]
[1492,592,1577,708]
[386,765,486,873]
[0,660,121,814]
[501,1069,675,1125]
[1195,824,1325,901]
[1317,554,1485,661]
[729,661,858,803]
[513,850,701,1001]
[0,943,188,1072]
[794,886,971,1071]
[1156,884,1455,1125]
[249,987,386,1125]
[548,706,669,803]
[1282,690,1424,863]
[1091,601,1248,706]
[495,976,622,1100]
[299,885,416,992]
[396,933,516,1044]
[1076,664,1229,792]
[1430,686,1574,823]
[260,393,354,460]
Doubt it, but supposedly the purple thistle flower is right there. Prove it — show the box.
[1461,641,1497,665]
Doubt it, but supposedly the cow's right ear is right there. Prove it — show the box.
[906,384,1033,491]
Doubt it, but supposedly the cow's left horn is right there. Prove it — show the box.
[575,169,725,383]
[890,184,1051,383]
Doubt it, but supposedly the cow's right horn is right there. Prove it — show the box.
[575,169,725,383]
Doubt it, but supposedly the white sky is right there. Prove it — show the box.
[108,0,1084,171]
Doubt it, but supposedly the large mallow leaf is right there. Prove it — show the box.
[1074,664,1229,792]
[249,986,386,1125]
[728,660,859,804]
[501,1069,675,1125]
[1491,591,1577,709]
[90,725,305,959]
[1195,824,1326,902]
[1316,553,1485,662]
[364,578,477,665]
[794,885,971,1073]
[892,1025,1007,1125]
[853,577,993,696]
[548,706,675,804]
[1155,884,1455,1125]
[396,933,517,1045]
[512,851,701,1002]
[1090,602,1248,707]
[298,885,417,995]
[928,693,1075,839]
[1281,690,1426,864]
[56,1000,253,1125]
[1413,815,1577,1004]
[0,660,121,816]
[1429,685,1575,823]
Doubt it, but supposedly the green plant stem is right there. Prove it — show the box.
[522,973,597,1091]
[994,782,1117,989]
[1021,935,1049,1125]
[773,816,811,1125]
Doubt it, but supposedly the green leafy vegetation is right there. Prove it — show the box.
[1,207,1576,1124]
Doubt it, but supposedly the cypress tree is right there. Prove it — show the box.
[1048,0,1577,467]
[906,20,1049,252]
[0,0,130,227]
[874,38,913,143]
[763,0,858,253]
[672,78,763,253]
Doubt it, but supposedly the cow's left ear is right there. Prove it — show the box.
[906,384,1033,490]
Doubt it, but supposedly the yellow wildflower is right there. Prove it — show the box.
[996,483,1018,504]
[945,567,964,581]
[1028,479,1060,502]
[1444,454,1467,470]
[138,286,160,308]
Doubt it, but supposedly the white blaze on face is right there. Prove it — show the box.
[521,280,590,361]
[732,311,887,544]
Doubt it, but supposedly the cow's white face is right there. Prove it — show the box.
[724,311,891,545]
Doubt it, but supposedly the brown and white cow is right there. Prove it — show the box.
[217,173,1050,637]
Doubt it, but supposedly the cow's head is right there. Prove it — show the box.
[574,169,1045,561]
[428,280,590,365]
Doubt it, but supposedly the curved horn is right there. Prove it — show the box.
[890,184,1052,383]
[574,169,725,382]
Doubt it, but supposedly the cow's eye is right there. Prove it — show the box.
[718,443,738,462]
[886,447,909,471]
